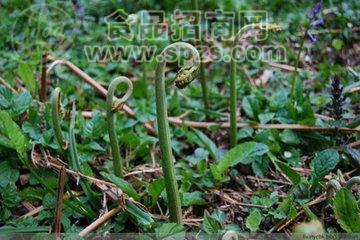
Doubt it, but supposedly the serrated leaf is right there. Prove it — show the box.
[202,213,221,234]
[0,161,19,188]
[0,110,28,162]
[182,191,206,206]
[333,188,360,233]
[310,149,340,183]
[245,210,263,232]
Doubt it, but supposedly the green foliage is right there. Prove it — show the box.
[155,223,186,240]
[310,149,340,185]
[202,213,221,234]
[333,188,360,233]
[211,142,268,180]
[100,172,140,201]
[245,210,263,232]
[16,63,36,96]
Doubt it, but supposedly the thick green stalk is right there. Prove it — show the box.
[51,87,66,150]
[155,42,200,224]
[106,77,133,178]
[229,58,237,147]
[229,23,281,147]
[191,0,209,117]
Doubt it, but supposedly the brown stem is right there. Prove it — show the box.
[53,166,66,234]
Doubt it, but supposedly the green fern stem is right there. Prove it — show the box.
[106,77,133,178]
[51,87,66,150]
[155,42,200,224]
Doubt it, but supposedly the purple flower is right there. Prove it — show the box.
[307,31,317,43]
[307,0,324,43]
[310,0,323,19]
[310,18,324,27]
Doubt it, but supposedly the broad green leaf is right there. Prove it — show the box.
[148,178,165,206]
[0,161,19,188]
[245,210,263,232]
[310,149,340,183]
[202,213,221,234]
[211,142,268,180]
[155,223,186,240]
[100,172,140,201]
[182,191,206,206]
[0,110,28,161]
[17,63,36,96]
[192,129,219,161]
[333,188,360,233]
[280,130,300,145]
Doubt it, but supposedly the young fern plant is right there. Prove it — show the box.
[229,23,281,147]
[51,87,67,151]
[106,77,133,178]
[155,42,200,224]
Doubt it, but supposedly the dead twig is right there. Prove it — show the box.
[53,166,66,234]
[79,205,124,237]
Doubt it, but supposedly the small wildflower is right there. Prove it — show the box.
[307,31,317,43]
[310,0,323,19]
[307,0,324,43]
[310,18,324,27]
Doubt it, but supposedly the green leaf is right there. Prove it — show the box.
[148,178,165,206]
[155,223,186,240]
[310,149,340,183]
[202,213,221,234]
[274,195,297,220]
[280,130,300,145]
[268,153,301,186]
[211,142,268,180]
[100,172,140,201]
[17,63,36,96]
[245,210,263,232]
[0,110,28,162]
[192,129,219,161]
[333,188,360,233]
[126,200,154,230]
[0,226,49,233]
[0,161,19,188]
[332,39,344,50]
[182,191,206,206]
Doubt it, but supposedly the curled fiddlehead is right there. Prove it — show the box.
[106,77,133,178]
[326,179,341,204]
[346,176,360,189]
[51,87,67,150]
[229,23,281,147]
[155,42,200,223]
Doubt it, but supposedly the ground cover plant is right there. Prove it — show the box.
[0,0,359,238]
